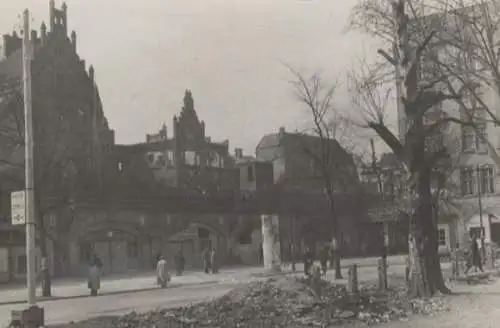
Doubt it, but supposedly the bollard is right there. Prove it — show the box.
[451,248,459,278]
[347,264,358,295]
[377,258,388,290]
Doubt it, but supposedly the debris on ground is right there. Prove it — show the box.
[52,276,450,328]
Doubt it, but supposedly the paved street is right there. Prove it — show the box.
[0,266,268,306]
[0,259,413,327]
[0,255,409,306]
[0,282,236,327]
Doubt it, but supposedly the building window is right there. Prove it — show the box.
[247,165,254,182]
[479,165,495,194]
[209,152,221,168]
[17,255,27,274]
[476,122,488,152]
[80,242,92,262]
[462,126,475,152]
[148,153,154,163]
[460,167,475,195]
[184,151,197,165]
[127,241,138,258]
[166,151,174,166]
[158,154,166,166]
[438,229,446,247]
[309,158,320,177]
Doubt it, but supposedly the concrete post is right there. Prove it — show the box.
[261,214,281,272]
[347,264,358,295]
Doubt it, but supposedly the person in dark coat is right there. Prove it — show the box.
[174,250,185,276]
[201,247,211,274]
[465,234,484,274]
[303,246,314,276]
[210,248,218,274]
[319,245,329,275]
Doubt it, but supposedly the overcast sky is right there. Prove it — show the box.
[1,0,386,155]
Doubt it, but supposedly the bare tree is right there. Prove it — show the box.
[347,0,468,297]
[284,66,363,279]
[0,73,92,296]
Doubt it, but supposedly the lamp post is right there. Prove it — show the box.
[476,165,486,261]
[107,231,113,274]
[10,9,44,327]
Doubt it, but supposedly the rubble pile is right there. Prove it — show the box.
[54,276,450,328]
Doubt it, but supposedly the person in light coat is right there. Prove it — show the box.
[87,260,101,296]
[156,255,170,288]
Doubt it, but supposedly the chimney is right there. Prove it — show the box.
[70,30,76,52]
[234,148,243,159]
[89,65,94,81]
[61,2,68,35]
[160,123,167,138]
[50,0,56,32]
[172,115,178,139]
[279,126,285,136]
[40,22,47,44]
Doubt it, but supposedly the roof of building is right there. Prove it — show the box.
[256,129,353,163]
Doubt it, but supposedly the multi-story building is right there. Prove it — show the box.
[395,5,500,250]
[255,126,367,257]
[0,1,114,280]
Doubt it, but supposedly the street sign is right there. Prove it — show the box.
[11,190,26,225]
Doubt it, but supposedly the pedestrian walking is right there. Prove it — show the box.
[304,246,314,276]
[319,244,329,275]
[87,259,101,296]
[156,255,170,288]
[465,234,484,274]
[202,247,211,274]
[210,247,218,274]
[258,244,264,265]
[174,249,185,276]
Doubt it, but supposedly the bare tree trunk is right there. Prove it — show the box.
[327,194,342,279]
[407,166,450,297]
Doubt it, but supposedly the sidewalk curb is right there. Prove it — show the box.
[0,280,219,306]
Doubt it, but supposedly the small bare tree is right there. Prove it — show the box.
[285,66,362,279]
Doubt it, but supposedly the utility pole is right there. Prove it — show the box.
[10,9,45,327]
[23,9,36,308]
[476,165,486,261]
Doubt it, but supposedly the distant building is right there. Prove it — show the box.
[117,90,238,193]
[256,126,358,191]
[255,126,368,257]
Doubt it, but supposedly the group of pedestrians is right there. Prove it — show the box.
[202,247,219,274]
[303,244,333,276]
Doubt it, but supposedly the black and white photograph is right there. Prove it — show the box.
[0,0,498,327]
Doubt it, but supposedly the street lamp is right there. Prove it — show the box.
[107,231,113,274]
[10,9,44,326]
[476,165,486,262]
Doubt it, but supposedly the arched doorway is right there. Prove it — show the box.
[72,219,145,275]
[167,221,226,268]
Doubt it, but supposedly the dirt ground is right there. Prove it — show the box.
[377,279,500,328]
